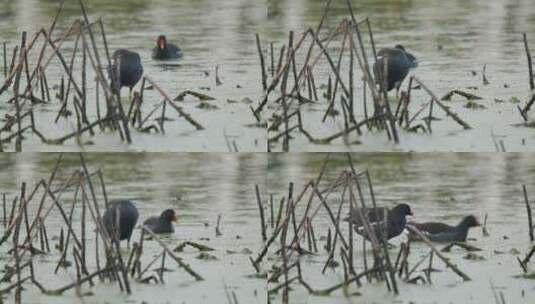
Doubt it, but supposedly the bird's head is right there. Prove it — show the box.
[461,215,480,228]
[161,209,178,223]
[157,35,167,50]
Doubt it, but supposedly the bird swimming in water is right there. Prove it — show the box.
[152,35,183,60]
[409,215,480,242]
[143,209,178,234]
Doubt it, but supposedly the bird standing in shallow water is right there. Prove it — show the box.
[143,209,178,234]
[152,35,183,60]
[346,203,413,241]
[373,45,418,95]
[409,215,480,242]
[102,199,139,247]
[110,49,143,99]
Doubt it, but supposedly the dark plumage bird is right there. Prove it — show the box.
[373,45,418,92]
[152,35,183,60]
[346,203,413,241]
[142,209,178,234]
[409,215,480,242]
[102,199,139,246]
[110,49,143,97]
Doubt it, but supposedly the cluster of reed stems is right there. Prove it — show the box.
[252,153,471,302]
[0,0,204,152]
[0,153,203,303]
[254,0,474,151]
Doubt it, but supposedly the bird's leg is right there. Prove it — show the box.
[129,87,133,101]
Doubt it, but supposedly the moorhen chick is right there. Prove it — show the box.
[109,49,143,98]
[102,199,139,246]
[346,203,413,241]
[152,35,183,60]
[409,215,480,242]
[373,45,418,93]
[142,209,178,234]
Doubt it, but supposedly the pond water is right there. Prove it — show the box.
[267,153,535,303]
[266,0,535,152]
[0,153,267,303]
[0,0,267,152]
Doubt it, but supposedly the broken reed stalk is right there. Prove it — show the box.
[256,34,267,90]
[33,267,112,296]
[280,32,294,151]
[255,184,267,242]
[3,42,6,78]
[523,33,534,92]
[141,227,204,281]
[144,76,204,130]
[55,28,81,123]
[322,27,349,122]
[406,225,471,281]
[523,184,534,242]
[13,32,27,152]
[322,183,348,273]
[2,193,6,227]
[521,34,535,117]
[412,77,472,129]
[280,198,290,304]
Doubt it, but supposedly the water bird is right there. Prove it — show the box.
[152,35,183,60]
[143,209,178,234]
[345,203,413,241]
[102,199,139,246]
[409,215,480,242]
[110,49,143,98]
[373,45,418,93]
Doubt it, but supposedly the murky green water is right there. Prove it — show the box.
[0,0,267,152]
[266,0,535,152]
[267,153,535,303]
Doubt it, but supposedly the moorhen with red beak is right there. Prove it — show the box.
[345,203,413,241]
[109,49,143,98]
[373,45,418,93]
[409,215,480,242]
[102,199,139,247]
[152,35,183,60]
[143,209,178,234]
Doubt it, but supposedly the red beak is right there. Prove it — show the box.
[159,40,165,50]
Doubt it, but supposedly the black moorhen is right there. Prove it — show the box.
[152,35,183,60]
[102,199,139,246]
[109,49,143,98]
[409,215,480,242]
[142,209,178,234]
[373,45,418,93]
[346,203,413,241]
